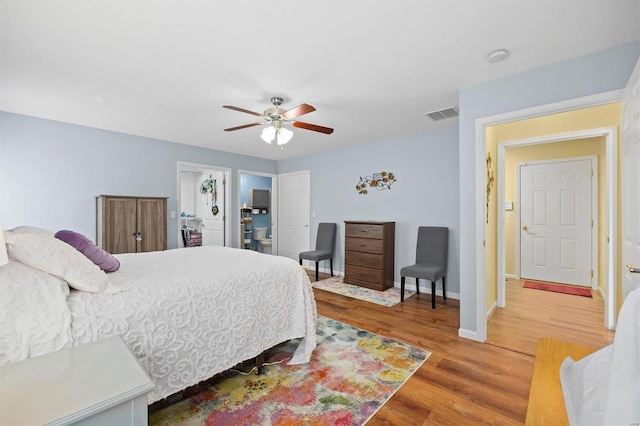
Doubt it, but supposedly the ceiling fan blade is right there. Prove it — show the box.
[292,121,334,134]
[223,105,264,117]
[224,122,263,131]
[282,103,316,119]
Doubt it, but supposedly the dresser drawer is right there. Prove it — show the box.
[344,264,383,284]
[345,223,384,239]
[345,250,383,269]
[345,237,383,254]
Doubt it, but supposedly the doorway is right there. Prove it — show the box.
[469,93,623,345]
[177,162,231,248]
[238,170,278,254]
[518,157,595,287]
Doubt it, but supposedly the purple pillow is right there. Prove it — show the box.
[54,230,120,272]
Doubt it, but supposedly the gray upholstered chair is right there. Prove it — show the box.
[299,223,337,282]
[400,227,449,309]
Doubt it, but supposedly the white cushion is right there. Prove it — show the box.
[8,225,54,235]
[4,231,109,293]
[560,346,611,425]
[0,260,72,365]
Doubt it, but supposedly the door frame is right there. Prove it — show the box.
[474,90,622,342]
[176,161,231,247]
[510,156,598,290]
[237,170,278,253]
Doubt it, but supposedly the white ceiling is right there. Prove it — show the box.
[1,1,638,160]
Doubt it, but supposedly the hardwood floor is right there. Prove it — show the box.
[307,271,614,425]
[487,279,614,356]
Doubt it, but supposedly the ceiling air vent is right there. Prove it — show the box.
[425,107,459,121]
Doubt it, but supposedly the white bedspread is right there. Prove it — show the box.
[67,246,317,404]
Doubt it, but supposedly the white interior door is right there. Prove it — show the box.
[278,171,310,261]
[198,170,225,247]
[520,159,592,286]
[622,58,640,300]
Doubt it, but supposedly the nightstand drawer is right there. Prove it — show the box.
[345,223,383,239]
[345,237,383,254]
[345,250,383,268]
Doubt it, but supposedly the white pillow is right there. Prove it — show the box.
[8,225,54,235]
[0,260,72,365]
[4,231,109,293]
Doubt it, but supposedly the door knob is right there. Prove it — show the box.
[626,264,640,273]
[522,225,528,231]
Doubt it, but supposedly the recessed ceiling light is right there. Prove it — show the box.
[487,49,509,63]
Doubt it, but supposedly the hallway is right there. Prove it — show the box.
[487,278,615,356]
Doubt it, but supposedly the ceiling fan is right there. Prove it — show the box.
[223,96,334,146]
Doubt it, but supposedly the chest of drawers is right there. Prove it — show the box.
[344,221,395,291]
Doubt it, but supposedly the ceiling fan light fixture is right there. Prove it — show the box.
[277,127,293,145]
[260,126,276,143]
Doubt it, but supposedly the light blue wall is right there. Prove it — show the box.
[0,112,277,248]
[458,41,640,335]
[279,125,460,294]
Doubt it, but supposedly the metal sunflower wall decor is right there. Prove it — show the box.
[355,171,396,195]
[486,153,495,223]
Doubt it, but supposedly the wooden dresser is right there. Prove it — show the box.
[344,221,395,291]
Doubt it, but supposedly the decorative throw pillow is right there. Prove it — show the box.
[54,230,120,272]
[4,231,109,293]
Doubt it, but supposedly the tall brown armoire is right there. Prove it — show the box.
[96,195,168,254]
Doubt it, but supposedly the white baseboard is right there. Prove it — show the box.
[458,328,484,342]
[504,273,517,279]
[308,267,461,300]
[486,302,497,319]
[392,281,460,300]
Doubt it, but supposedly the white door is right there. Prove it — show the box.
[278,171,310,261]
[198,170,225,246]
[622,58,640,300]
[520,159,592,286]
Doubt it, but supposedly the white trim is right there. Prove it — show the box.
[394,280,460,300]
[458,328,481,340]
[176,161,231,248]
[472,89,622,342]
[486,302,497,319]
[237,170,278,253]
[504,273,517,279]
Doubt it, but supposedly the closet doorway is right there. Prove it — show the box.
[177,162,231,248]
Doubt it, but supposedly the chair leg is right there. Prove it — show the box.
[400,276,405,302]
[315,261,319,282]
[330,258,334,277]
[442,276,446,300]
[299,259,302,266]
[431,281,436,309]
[415,278,420,295]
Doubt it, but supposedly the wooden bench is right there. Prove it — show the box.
[525,337,598,425]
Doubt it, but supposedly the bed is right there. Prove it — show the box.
[0,227,317,404]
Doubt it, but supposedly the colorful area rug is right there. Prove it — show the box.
[311,276,415,307]
[149,315,429,426]
[523,280,593,298]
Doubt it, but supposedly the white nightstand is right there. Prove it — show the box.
[0,336,154,425]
